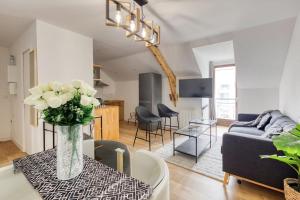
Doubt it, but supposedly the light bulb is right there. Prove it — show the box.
[115,10,122,25]
[142,26,147,38]
[150,34,156,44]
[130,20,136,32]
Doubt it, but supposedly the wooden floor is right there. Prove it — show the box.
[119,121,284,200]
[0,141,27,167]
[0,122,284,200]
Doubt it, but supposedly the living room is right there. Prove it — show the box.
[0,1,300,200]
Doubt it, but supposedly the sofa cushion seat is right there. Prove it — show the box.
[230,127,265,136]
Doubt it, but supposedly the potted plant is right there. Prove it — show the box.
[261,125,300,200]
[24,80,99,180]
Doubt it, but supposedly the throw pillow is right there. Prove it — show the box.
[257,113,272,130]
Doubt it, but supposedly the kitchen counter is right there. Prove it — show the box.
[94,106,119,140]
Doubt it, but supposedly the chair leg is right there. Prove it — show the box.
[164,117,167,133]
[147,124,151,151]
[133,126,139,146]
[177,115,180,129]
[169,117,172,140]
[160,121,164,146]
[155,122,159,138]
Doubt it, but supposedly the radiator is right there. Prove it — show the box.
[163,109,201,128]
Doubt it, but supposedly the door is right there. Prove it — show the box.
[214,65,237,126]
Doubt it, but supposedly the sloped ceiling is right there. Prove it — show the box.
[0,0,300,81]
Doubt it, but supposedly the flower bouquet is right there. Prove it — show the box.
[25,80,99,180]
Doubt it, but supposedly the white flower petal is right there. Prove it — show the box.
[49,81,62,92]
[92,98,100,106]
[34,100,48,110]
[80,95,92,106]
[29,86,43,96]
[47,96,62,108]
[72,80,83,89]
[42,91,56,101]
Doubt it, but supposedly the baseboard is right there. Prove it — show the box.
[0,137,12,142]
[11,139,25,152]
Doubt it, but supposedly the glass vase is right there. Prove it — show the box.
[56,125,83,180]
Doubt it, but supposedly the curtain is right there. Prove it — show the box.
[209,61,216,120]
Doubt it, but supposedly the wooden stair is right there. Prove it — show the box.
[148,45,178,106]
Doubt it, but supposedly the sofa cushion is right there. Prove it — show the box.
[265,110,284,130]
[230,127,265,136]
[257,113,272,130]
[266,116,295,131]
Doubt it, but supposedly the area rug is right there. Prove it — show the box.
[154,135,224,182]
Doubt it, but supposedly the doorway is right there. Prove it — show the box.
[23,49,37,154]
[214,65,237,126]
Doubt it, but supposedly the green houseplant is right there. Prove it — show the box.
[261,125,300,200]
[24,80,99,180]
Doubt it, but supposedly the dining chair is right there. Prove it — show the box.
[157,104,179,139]
[94,140,131,176]
[131,150,170,200]
[134,106,164,151]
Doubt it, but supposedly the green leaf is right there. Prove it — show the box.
[291,127,300,137]
[273,133,300,156]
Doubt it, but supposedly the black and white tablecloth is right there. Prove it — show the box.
[13,149,152,200]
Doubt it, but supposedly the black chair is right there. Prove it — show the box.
[95,140,131,176]
[157,104,179,139]
[133,106,164,151]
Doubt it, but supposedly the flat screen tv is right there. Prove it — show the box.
[179,78,213,98]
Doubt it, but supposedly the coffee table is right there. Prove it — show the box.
[173,120,217,163]
[189,119,218,146]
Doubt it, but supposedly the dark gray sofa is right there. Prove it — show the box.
[222,110,297,190]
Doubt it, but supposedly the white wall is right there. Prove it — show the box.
[36,20,93,85]
[96,70,116,100]
[280,15,300,123]
[115,80,139,120]
[0,46,11,141]
[9,22,37,150]
[234,18,295,114]
[9,20,93,154]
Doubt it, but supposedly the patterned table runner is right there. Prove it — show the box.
[13,149,152,200]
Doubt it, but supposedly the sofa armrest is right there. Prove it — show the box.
[237,113,259,122]
[222,132,296,189]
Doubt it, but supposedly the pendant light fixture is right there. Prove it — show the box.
[105,0,160,46]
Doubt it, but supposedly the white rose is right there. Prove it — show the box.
[40,84,51,92]
[80,95,92,106]
[24,96,37,106]
[92,98,100,106]
[29,86,43,96]
[34,100,49,110]
[47,96,62,108]
[42,91,56,101]
[49,81,62,92]
[60,92,74,104]
[86,86,97,96]
[72,80,83,89]
[62,83,76,94]
[80,82,97,96]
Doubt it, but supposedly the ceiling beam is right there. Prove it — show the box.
[148,45,178,107]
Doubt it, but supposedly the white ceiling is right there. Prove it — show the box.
[193,41,235,77]
[0,0,300,62]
